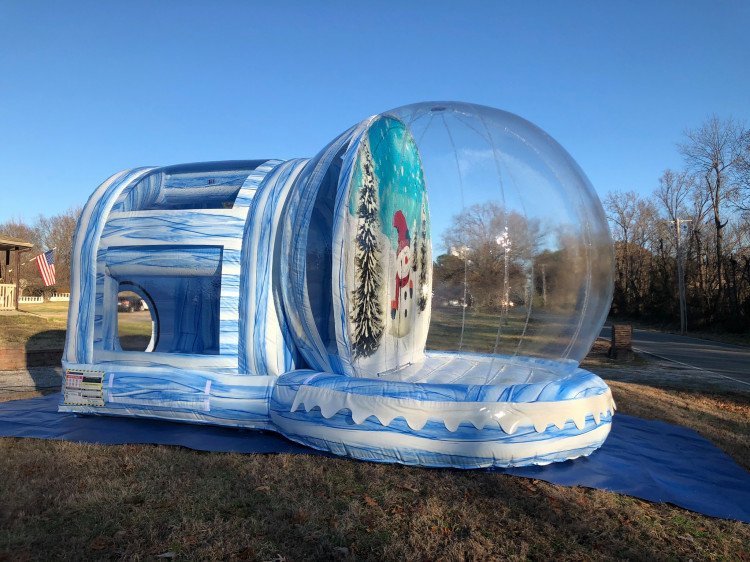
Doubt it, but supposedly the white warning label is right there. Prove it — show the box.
[63,369,105,407]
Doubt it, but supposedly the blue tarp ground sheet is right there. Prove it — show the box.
[0,393,748,523]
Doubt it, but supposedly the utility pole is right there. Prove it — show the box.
[496,227,511,320]
[668,218,691,335]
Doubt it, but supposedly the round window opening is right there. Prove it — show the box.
[117,288,157,352]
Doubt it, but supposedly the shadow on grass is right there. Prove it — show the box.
[24,329,65,392]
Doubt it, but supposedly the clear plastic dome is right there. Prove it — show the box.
[281,101,614,381]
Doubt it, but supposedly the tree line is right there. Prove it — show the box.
[605,115,750,332]
[0,207,80,295]
[1,114,748,333]
[433,201,614,317]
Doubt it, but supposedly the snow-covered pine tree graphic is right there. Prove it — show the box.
[418,198,429,312]
[411,218,418,273]
[351,141,384,358]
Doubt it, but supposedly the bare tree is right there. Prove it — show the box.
[655,170,698,333]
[605,190,662,316]
[604,190,638,307]
[441,203,542,309]
[0,218,41,286]
[679,115,748,303]
[34,206,81,290]
[0,218,41,247]
[0,207,80,292]
[656,170,696,222]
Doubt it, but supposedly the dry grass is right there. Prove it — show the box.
[1,319,749,559]
[0,302,151,353]
[0,302,69,351]
[1,437,749,561]
[18,302,69,319]
[426,307,588,354]
[0,375,749,559]
[0,311,66,351]
[118,310,153,351]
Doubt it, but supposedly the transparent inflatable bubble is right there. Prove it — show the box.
[282,101,614,382]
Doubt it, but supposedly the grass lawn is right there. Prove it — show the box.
[0,302,153,353]
[426,307,592,354]
[117,310,153,351]
[0,303,68,351]
[0,379,748,561]
[0,306,749,559]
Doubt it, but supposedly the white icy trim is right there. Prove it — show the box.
[290,385,616,434]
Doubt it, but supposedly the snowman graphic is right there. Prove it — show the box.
[390,210,414,337]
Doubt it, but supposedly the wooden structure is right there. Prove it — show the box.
[0,237,34,311]
[608,323,634,361]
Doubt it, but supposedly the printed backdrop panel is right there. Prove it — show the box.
[334,116,432,377]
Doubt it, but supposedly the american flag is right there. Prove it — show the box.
[35,249,56,286]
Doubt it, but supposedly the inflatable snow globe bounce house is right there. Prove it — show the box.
[62,102,615,468]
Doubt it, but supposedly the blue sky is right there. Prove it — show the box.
[1,0,748,222]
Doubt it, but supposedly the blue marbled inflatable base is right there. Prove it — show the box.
[59,354,615,468]
[269,362,615,469]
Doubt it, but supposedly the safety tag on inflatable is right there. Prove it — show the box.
[63,369,105,407]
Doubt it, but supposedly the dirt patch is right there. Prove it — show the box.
[580,337,647,369]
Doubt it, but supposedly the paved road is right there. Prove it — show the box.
[600,325,750,387]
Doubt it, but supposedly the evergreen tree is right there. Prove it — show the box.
[351,142,384,358]
[411,219,418,273]
[418,199,429,312]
